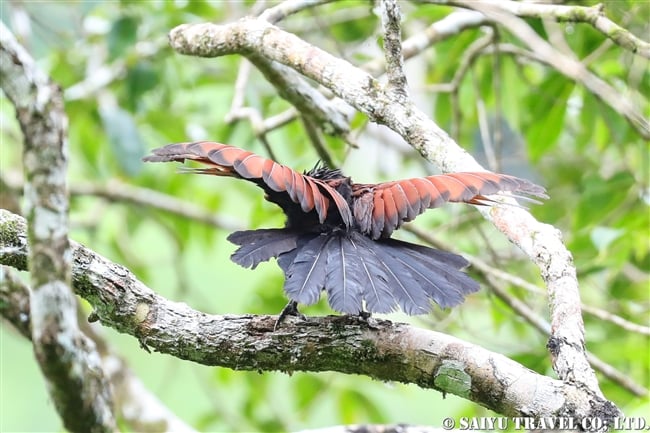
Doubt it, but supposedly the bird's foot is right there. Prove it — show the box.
[359,310,372,320]
[348,310,380,329]
[274,300,306,331]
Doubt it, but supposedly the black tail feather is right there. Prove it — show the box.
[344,234,398,314]
[353,234,429,314]
[228,229,300,269]
[283,234,330,306]
[229,229,479,314]
[378,238,479,308]
[323,234,365,314]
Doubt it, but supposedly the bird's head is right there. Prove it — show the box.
[305,161,352,203]
[304,161,346,180]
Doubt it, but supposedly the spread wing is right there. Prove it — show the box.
[352,172,548,239]
[143,141,352,226]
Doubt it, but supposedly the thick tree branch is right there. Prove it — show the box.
[245,52,353,138]
[0,209,621,426]
[0,22,115,433]
[166,16,601,401]
[0,265,197,433]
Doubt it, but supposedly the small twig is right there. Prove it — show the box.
[426,30,494,140]
[300,114,336,167]
[490,27,503,172]
[580,303,650,336]
[474,80,495,169]
[258,132,279,161]
[225,59,253,121]
[286,4,372,34]
[65,40,164,101]
[70,181,243,231]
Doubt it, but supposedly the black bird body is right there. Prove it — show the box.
[144,141,547,315]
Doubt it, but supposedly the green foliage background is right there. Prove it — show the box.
[1,1,648,431]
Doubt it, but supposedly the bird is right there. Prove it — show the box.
[143,141,547,323]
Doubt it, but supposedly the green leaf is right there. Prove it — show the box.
[574,171,635,229]
[294,375,327,413]
[125,61,159,110]
[337,389,386,424]
[100,104,146,176]
[524,73,574,160]
[108,16,139,60]
[590,226,625,253]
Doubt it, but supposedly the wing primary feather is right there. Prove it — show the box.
[371,192,385,239]
[397,181,420,220]
[289,172,306,203]
[388,183,411,221]
[427,175,471,202]
[262,162,287,192]
[300,177,317,213]
[233,154,265,178]
[381,188,398,237]
[208,145,243,166]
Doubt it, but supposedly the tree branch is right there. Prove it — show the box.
[364,10,489,76]
[379,0,409,103]
[0,209,621,426]
[258,0,335,24]
[0,265,197,433]
[443,0,650,59]
[70,180,243,231]
[0,22,116,433]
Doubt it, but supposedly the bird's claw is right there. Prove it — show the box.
[274,300,306,331]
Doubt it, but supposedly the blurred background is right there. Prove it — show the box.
[1,1,648,431]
